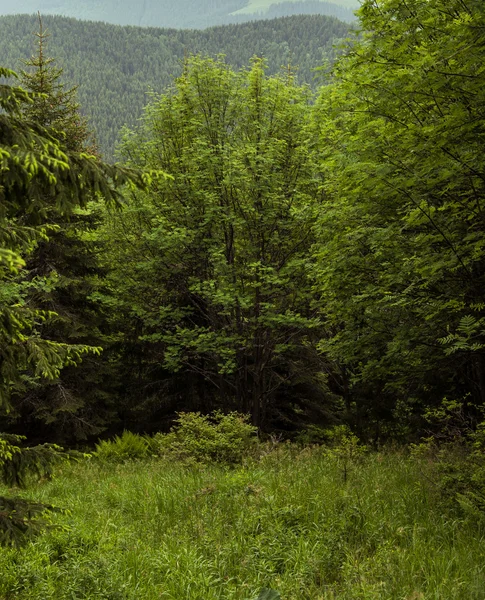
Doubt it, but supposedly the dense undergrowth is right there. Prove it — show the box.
[1,440,484,599]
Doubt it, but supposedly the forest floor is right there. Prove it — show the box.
[0,446,484,599]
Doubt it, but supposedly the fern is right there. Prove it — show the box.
[94,431,151,462]
[438,315,485,355]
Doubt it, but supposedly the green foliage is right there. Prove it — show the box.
[20,15,96,154]
[0,18,118,442]
[321,425,368,482]
[413,441,485,527]
[94,431,152,462]
[312,0,485,437]
[0,433,68,546]
[102,55,330,427]
[422,396,476,444]
[0,496,60,547]
[156,411,258,464]
[439,315,485,355]
[409,397,485,525]
[0,434,66,488]
[1,450,485,597]
[0,65,148,409]
[294,424,329,445]
[0,61,149,543]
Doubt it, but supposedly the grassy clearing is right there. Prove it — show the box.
[1,447,484,599]
[232,0,360,16]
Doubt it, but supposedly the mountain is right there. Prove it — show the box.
[0,13,349,159]
[0,0,359,27]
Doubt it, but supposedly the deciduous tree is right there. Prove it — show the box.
[104,56,334,429]
[312,0,485,438]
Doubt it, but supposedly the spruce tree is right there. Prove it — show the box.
[3,15,118,442]
[20,14,96,155]
[0,63,147,543]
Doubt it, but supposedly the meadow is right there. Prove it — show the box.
[233,0,359,14]
[1,444,484,599]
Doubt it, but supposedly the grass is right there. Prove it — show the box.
[232,0,361,16]
[1,446,484,599]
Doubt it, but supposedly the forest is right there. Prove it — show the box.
[0,13,350,159]
[1,0,485,597]
[0,0,358,27]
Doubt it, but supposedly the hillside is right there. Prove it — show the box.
[0,0,359,27]
[0,13,349,159]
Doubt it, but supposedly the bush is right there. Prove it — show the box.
[94,431,152,462]
[321,425,368,482]
[155,411,258,464]
[410,399,485,523]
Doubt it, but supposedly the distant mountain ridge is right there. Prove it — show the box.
[0,0,358,27]
[0,13,349,159]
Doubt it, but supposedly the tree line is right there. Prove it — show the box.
[0,13,349,160]
[0,0,357,28]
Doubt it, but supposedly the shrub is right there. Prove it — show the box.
[94,431,151,462]
[321,425,368,482]
[155,411,257,464]
[410,399,485,523]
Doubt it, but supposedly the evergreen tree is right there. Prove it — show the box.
[3,16,117,442]
[20,14,96,155]
[0,65,148,542]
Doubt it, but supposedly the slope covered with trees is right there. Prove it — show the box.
[236,0,357,22]
[0,0,358,27]
[0,13,350,160]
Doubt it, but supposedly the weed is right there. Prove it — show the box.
[0,448,484,599]
[154,411,258,464]
[94,431,151,462]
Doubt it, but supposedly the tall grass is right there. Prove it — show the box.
[1,447,484,599]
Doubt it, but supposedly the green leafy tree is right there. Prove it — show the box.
[103,56,334,429]
[312,0,485,438]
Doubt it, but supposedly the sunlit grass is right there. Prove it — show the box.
[232,0,360,16]
[1,448,484,599]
